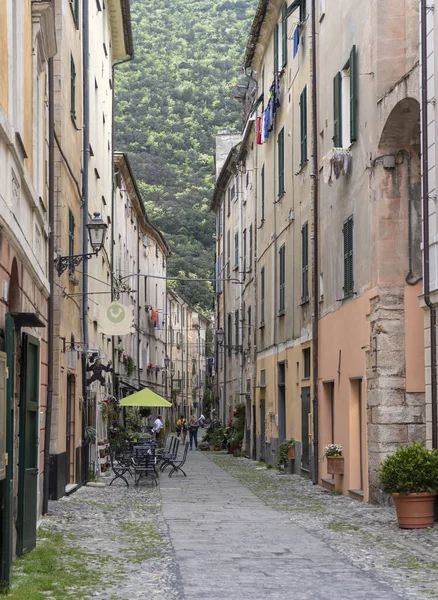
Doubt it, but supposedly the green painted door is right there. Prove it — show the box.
[17,333,40,556]
[1,315,15,589]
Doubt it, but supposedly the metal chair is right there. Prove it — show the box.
[160,438,180,472]
[168,442,189,478]
[109,447,134,487]
[132,446,158,486]
[159,436,177,468]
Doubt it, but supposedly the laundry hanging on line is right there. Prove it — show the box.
[293,25,300,58]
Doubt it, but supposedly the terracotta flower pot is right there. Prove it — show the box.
[287,445,295,460]
[392,492,437,529]
[326,456,344,475]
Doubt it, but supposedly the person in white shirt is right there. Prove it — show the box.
[199,413,206,428]
[152,414,163,440]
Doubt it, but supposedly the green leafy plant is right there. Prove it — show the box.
[126,355,135,376]
[379,442,438,496]
[83,425,97,445]
[277,438,295,470]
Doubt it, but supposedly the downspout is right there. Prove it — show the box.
[421,0,438,448]
[43,55,55,515]
[311,0,320,482]
[81,0,90,473]
[137,221,141,389]
[223,196,227,425]
[239,166,244,414]
[253,126,259,460]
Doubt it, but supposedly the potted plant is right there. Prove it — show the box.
[323,444,344,475]
[379,442,438,529]
[277,438,296,470]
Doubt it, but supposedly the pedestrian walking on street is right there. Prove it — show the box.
[152,414,164,440]
[199,413,206,428]
[189,415,199,450]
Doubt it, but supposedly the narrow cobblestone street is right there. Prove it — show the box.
[28,450,438,600]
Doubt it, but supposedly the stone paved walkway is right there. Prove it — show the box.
[161,450,438,600]
[35,448,438,600]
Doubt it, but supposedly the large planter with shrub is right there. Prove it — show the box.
[379,442,438,529]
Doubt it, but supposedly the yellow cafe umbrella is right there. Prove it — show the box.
[119,387,172,408]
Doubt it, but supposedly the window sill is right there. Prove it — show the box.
[277,191,285,201]
[300,297,309,306]
[278,310,285,317]
[259,323,265,330]
[295,160,308,176]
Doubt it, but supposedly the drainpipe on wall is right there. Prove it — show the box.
[137,224,141,389]
[311,0,320,482]
[43,55,55,515]
[420,0,438,449]
[223,195,227,425]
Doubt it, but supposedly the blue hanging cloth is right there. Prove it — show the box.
[293,25,300,58]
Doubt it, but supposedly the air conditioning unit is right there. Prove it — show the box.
[260,369,266,388]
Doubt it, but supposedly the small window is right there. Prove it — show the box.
[278,128,285,196]
[343,216,354,297]
[227,188,231,215]
[301,222,309,302]
[281,2,288,69]
[70,55,76,120]
[274,23,279,74]
[303,348,311,379]
[260,267,265,326]
[227,313,232,357]
[300,86,308,167]
[234,232,239,270]
[243,229,247,278]
[235,310,239,350]
[333,46,357,147]
[279,245,286,314]
[247,306,252,349]
[261,164,265,223]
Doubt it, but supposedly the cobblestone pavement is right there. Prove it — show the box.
[202,453,438,599]
[39,450,438,600]
[43,478,183,600]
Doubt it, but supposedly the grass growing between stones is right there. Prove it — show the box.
[6,528,104,600]
[118,520,164,563]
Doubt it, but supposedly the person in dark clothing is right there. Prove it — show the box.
[188,415,199,450]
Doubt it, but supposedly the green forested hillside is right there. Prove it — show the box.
[114,0,257,310]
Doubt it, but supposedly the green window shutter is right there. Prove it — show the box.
[234,232,239,268]
[282,3,288,68]
[68,209,75,274]
[261,267,265,325]
[300,86,308,167]
[333,71,342,147]
[279,245,285,314]
[70,55,76,119]
[235,310,239,348]
[74,0,79,26]
[274,24,279,74]
[247,306,252,349]
[227,188,231,215]
[343,217,354,296]
[302,222,309,301]
[243,229,247,277]
[249,224,253,268]
[261,165,265,222]
[300,0,306,22]
[350,45,357,143]
[228,314,232,356]
[227,230,230,278]
[278,128,285,196]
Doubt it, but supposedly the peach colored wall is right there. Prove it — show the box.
[404,282,425,393]
[318,294,370,500]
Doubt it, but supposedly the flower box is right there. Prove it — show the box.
[326,456,344,475]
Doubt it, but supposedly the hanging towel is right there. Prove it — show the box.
[263,103,270,141]
[293,25,300,58]
[257,117,262,145]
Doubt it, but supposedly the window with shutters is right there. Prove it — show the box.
[301,222,309,302]
[247,306,252,349]
[227,313,232,357]
[70,55,76,120]
[69,0,79,27]
[235,310,239,350]
[227,230,230,278]
[333,46,357,147]
[279,245,286,315]
[282,3,288,68]
[68,209,75,274]
[278,128,285,197]
[234,232,239,270]
[243,229,247,278]
[227,187,231,216]
[343,216,354,298]
[261,164,265,223]
[300,86,308,167]
[249,224,253,271]
[261,267,265,326]
[274,24,279,74]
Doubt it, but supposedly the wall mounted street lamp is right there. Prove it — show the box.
[215,327,242,353]
[164,355,170,369]
[56,212,107,276]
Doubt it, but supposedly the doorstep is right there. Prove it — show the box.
[65,483,78,496]
[348,488,364,501]
[321,478,335,491]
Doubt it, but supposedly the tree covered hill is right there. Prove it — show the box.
[114,0,258,310]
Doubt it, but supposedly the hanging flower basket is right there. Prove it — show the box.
[326,456,344,475]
